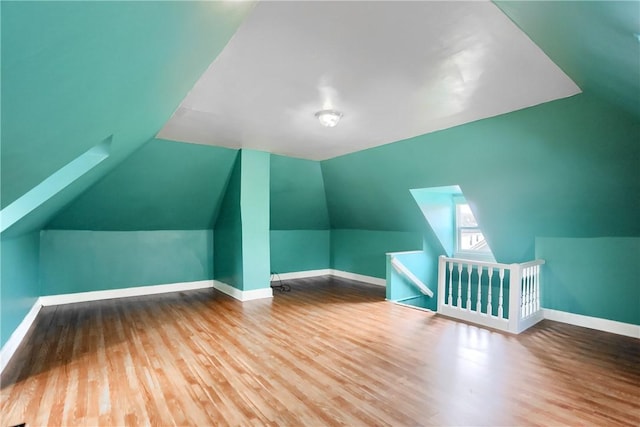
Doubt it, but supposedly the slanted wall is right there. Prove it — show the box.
[214,150,271,291]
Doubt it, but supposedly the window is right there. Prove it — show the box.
[454,201,494,260]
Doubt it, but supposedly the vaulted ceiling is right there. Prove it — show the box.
[0,1,254,235]
[495,0,640,119]
[1,1,638,242]
[157,1,580,160]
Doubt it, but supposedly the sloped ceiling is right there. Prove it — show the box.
[0,1,254,235]
[158,0,580,160]
[47,139,238,231]
[322,93,640,263]
[2,0,638,247]
[496,0,640,119]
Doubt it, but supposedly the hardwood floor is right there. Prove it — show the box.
[1,276,639,426]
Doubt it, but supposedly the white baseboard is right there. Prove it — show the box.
[271,269,333,281]
[212,280,273,301]
[1,298,42,374]
[39,280,215,306]
[270,269,386,287]
[330,270,386,287]
[1,279,270,374]
[543,309,640,339]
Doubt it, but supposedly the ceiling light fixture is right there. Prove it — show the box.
[315,109,343,128]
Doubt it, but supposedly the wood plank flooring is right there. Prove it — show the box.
[1,276,639,426]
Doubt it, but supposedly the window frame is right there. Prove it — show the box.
[453,197,496,262]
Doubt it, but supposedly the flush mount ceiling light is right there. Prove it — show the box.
[315,109,343,127]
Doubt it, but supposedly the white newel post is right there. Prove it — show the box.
[508,263,522,334]
[437,255,446,311]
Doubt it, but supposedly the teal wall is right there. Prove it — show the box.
[0,232,41,347]
[331,230,422,278]
[40,230,213,296]
[239,150,271,291]
[269,154,330,274]
[1,0,252,348]
[1,137,111,235]
[214,150,271,291]
[270,154,329,230]
[410,188,457,256]
[386,250,438,309]
[495,1,640,119]
[1,1,253,236]
[2,1,639,350]
[214,154,244,289]
[322,94,640,264]
[270,230,331,274]
[48,139,238,230]
[536,237,640,325]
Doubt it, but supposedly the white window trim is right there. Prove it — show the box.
[453,197,496,262]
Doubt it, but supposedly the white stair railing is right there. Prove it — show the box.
[390,256,434,298]
[437,256,544,334]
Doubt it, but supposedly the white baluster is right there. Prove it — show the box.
[523,268,529,317]
[498,268,505,318]
[535,265,540,312]
[526,267,532,317]
[487,267,502,317]
[476,266,482,313]
[527,267,534,316]
[447,261,453,306]
[527,266,535,316]
[487,268,493,316]
[456,263,462,308]
[521,267,527,317]
[466,264,472,310]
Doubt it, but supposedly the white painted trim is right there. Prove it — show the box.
[39,280,215,306]
[1,298,42,374]
[271,269,332,281]
[269,269,386,287]
[543,309,640,339]
[212,280,273,302]
[391,300,434,313]
[385,250,424,256]
[330,270,386,287]
[390,257,433,297]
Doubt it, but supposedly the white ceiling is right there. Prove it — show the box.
[157,1,581,161]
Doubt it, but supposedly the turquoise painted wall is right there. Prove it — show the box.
[269,154,330,274]
[1,1,252,235]
[48,139,238,230]
[331,230,422,278]
[214,154,244,289]
[410,188,456,256]
[270,230,331,274]
[386,250,438,308]
[495,1,640,119]
[0,232,41,348]
[322,94,640,264]
[536,237,640,325]
[40,230,213,296]
[240,150,271,291]
[270,154,329,230]
[2,0,638,345]
[213,150,271,291]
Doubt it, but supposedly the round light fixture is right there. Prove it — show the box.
[315,109,343,128]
